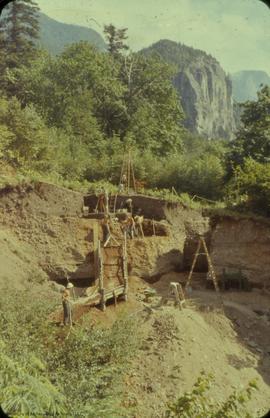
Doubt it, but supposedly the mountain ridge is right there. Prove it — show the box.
[38,12,106,54]
[230,70,270,102]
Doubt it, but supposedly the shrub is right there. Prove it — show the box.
[226,158,270,216]
[0,286,142,417]
[166,371,258,418]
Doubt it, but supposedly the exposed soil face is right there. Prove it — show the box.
[1,183,270,290]
[0,182,83,217]
[0,182,93,287]
[210,216,270,287]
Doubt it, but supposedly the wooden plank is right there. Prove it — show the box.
[103,263,121,267]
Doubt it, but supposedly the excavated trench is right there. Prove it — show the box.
[48,193,270,292]
[0,183,270,293]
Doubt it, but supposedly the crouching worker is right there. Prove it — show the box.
[121,215,135,239]
[62,282,73,326]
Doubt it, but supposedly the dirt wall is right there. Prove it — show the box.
[84,194,182,221]
[210,217,270,287]
[0,182,84,217]
[0,182,91,287]
[2,183,270,290]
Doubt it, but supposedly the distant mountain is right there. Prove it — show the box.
[231,70,270,102]
[141,40,235,140]
[38,13,106,54]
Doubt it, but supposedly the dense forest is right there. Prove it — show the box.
[0,0,269,214]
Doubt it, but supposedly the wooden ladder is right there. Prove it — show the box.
[109,194,118,214]
[185,236,222,302]
[119,150,137,194]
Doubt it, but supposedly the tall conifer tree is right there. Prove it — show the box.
[0,0,40,68]
[104,24,129,57]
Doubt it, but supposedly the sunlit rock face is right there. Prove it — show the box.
[174,61,235,139]
[142,39,235,140]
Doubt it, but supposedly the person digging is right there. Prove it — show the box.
[62,282,74,326]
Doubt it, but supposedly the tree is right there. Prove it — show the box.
[121,53,185,154]
[0,0,40,96]
[0,97,14,159]
[15,42,126,136]
[15,41,185,155]
[104,24,129,57]
[1,0,40,68]
[0,25,5,64]
[229,85,270,169]
[226,158,270,216]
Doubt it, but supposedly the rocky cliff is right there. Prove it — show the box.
[141,40,235,140]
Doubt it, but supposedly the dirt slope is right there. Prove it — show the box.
[122,291,270,418]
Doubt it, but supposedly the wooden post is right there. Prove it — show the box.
[113,290,117,307]
[119,155,125,191]
[93,221,99,285]
[127,150,131,194]
[152,219,156,236]
[123,231,128,301]
[131,158,137,193]
[113,194,118,214]
[98,240,106,311]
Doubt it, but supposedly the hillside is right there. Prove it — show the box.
[38,13,106,54]
[231,70,270,102]
[141,40,235,140]
[0,181,270,417]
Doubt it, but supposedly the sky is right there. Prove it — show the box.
[36,0,270,74]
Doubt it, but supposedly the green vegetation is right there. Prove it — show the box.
[0,286,142,417]
[229,85,270,167]
[104,23,129,56]
[141,39,218,71]
[0,3,269,216]
[226,85,270,215]
[0,286,259,417]
[226,158,270,216]
[167,371,258,418]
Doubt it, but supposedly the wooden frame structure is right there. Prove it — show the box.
[119,149,137,194]
[96,232,128,311]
